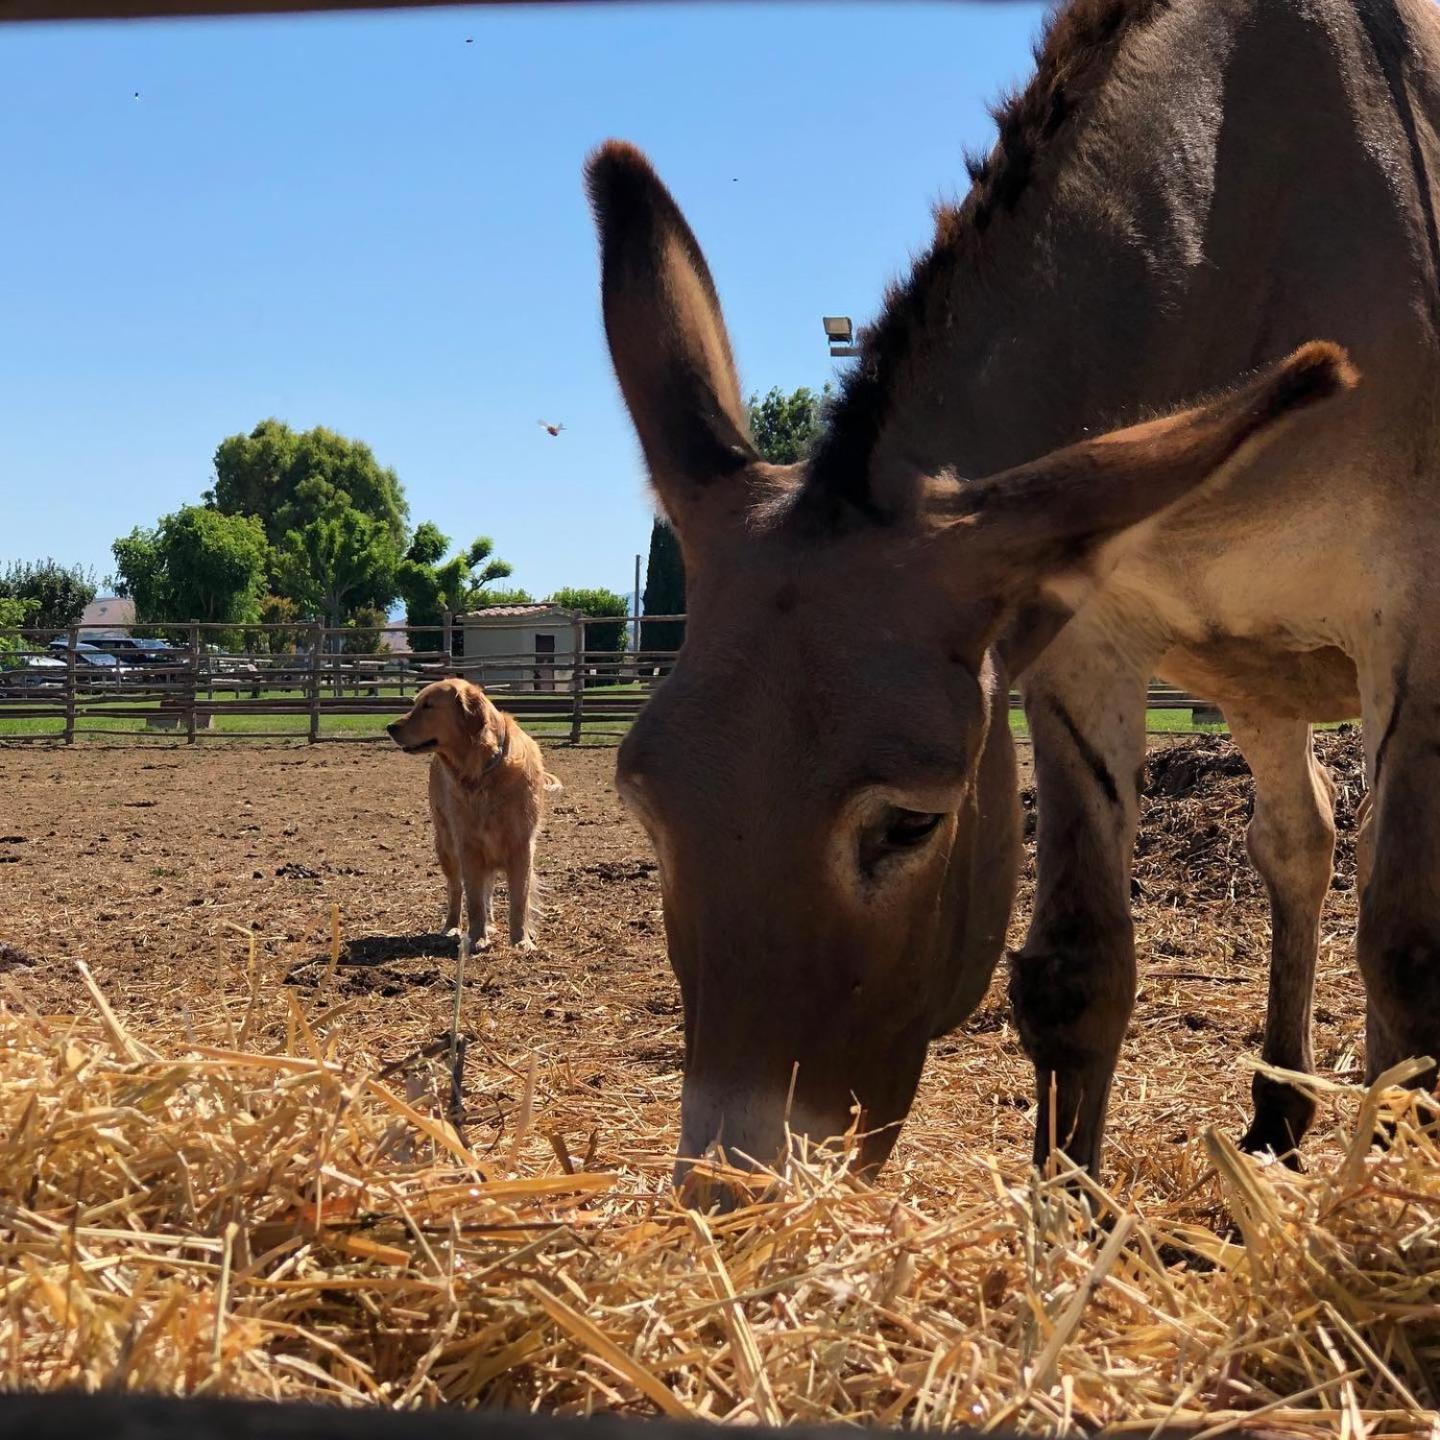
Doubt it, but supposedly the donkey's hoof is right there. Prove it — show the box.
[1243,1074,1315,1167]
[1238,1118,1305,1170]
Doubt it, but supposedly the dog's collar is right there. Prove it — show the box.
[480,721,509,776]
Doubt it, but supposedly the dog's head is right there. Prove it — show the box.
[386,678,504,768]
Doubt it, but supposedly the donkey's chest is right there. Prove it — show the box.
[1095,512,1369,718]
[1158,638,1360,722]
[1103,487,1383,659]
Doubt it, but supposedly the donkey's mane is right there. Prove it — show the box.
[805,0,1169,514]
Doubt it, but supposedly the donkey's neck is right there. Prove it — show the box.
[816,0,1428,512]
[813,0,1356,509]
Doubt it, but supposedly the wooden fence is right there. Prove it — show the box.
[0,1392,1039,1440]
[0,615,1222,746]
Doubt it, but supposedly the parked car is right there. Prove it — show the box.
[1,654,66,694]
[85,635,184,667]
[46,640,130,684]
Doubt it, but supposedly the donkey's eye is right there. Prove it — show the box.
[884,809,943,848]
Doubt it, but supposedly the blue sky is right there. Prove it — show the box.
[2,1,1046,604]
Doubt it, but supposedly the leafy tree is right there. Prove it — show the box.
[641,518,685,655]
[548,586,629,656]
[112,507,268,628]
[473,586,534,608]
[277,504,400,639]
[0,596,39,663]
[158,507,269,624]
[341,604,389,655]
[247,594,303,654]
[0,596,37,629]
[0,559,97,634]
[405,521,449,568]
[209,420,410,552]
[396,527,515,652]
[746,384,830,464]
[110,529,167,622]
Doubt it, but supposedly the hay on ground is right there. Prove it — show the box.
[1,950,1438,1434]
[1,731,1436,1433]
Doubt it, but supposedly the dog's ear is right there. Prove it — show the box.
[455,682,490,734]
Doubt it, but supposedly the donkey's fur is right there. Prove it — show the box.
[590,0,1440,1182]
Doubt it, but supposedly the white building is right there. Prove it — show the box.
[457,604,580,691]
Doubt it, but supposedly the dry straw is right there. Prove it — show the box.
[1,951,1439,1435]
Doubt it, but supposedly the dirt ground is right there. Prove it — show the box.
[0,728,1371,1191]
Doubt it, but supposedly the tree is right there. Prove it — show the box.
[396,527,516,652]
[0,559,97,634]
[747,385,830,464]
[112,507,269,628]
[110,529,167,622]
[158,507,269,624]
[549,587,629,676]
[641,518,685,655]
[247,594,303,654]
[405,521,448,568]
[0,596,39,663]
[341,604,388,655]
[209,420,410,552]
[276,503,400,638]
[475,586,535,608]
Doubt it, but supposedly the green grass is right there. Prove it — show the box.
[1,696,1235,746]
[10,676,1351,747]
[1006,707,1229,738]
[0,683,638,744]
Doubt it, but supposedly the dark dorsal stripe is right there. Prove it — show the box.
[805,0,1170,518]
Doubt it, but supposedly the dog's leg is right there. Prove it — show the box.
[463,860,493,950]
[435,821,462,937]
[507,841,537,950]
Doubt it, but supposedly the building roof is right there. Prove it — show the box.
[79,597,136,631]
[459,603,576,621]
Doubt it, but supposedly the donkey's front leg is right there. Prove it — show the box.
[1014,633,1148,1176]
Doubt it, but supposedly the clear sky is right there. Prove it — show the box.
[2,1,1047,604]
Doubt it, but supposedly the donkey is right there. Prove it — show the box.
[589,0,1440,1183]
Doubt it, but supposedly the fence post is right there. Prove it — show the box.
[186,623,200,744]
[63,625,78,745]
[568,615,586,744]
[309,623,323,743]
[442,610,453,675]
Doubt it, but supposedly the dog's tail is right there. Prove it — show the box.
[543,772,565,794]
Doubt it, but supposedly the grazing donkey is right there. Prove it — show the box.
[589,0,1440,1182]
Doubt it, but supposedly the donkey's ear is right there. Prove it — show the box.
[932,342,1358,605]
[586,141,755,537]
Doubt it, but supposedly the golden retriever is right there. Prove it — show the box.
[386,677,562,950]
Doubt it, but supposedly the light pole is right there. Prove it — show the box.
[823,315,861,359]
[632,552,641,658]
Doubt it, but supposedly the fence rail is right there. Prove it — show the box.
[0,615,1225,746]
